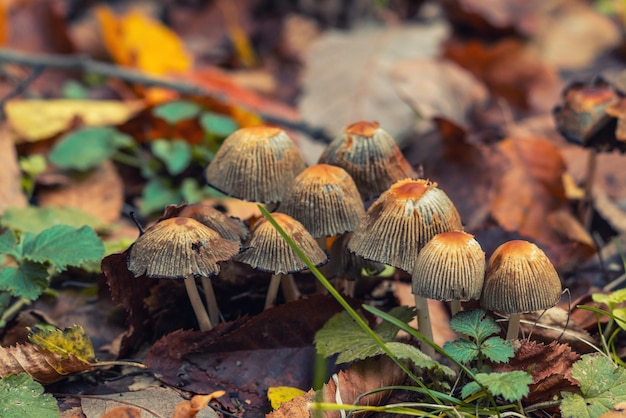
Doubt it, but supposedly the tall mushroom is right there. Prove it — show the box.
[234,213,328,309]
[349,179,463,357]
[319,121,419,200]
[480,240,562,340]
[127,217,240,331]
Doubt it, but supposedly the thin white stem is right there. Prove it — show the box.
[450,300,461,316]
[280,274,300,302]
[184,276,212,331]
[414,295,435,358]
[201,277,220,326]
[265,273,282,309]
[507,313,521,340]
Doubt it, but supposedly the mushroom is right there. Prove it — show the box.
[412,231,485,317]
[205,126,307,204]
[348,179,463,357]
[234,213,328,309]
[318,121,419,200]
[177,204,248,243]
[127,217,240,331]
[480,240,562,340]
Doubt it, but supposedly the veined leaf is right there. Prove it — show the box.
[0,230,19,259]
[450,310,500,342]
[1,206,103,234]
[461,371,532,402]
[22,225,104,271]
[385,342,454,376]
[375,306,415,341]
[29,325,95,364]
[0,262,49,300]
[151,139,191,175]
[479,336,514,364]
[443,339,479,364]
[0,374,59,417]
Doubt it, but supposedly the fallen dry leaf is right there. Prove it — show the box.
[0,126,27,215]
[100,406,141,418]
[442,0,540,36]
[173,391,225,418]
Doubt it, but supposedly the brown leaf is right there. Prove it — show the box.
[100,407,141,418]
[0,343,92,384]
[173,391,225,418]
[442,0,540,36]
[0,126,27,215]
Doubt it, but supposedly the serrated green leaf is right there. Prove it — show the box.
[49,127,131,171]
[1,206,103,234]
[560,354,626,417]
[0,262,50,300]
[315,311,383,364]
[0,373,59,418]
[442,339,479,364]
[29,325,95,363]
[375,306,415,340]
[462,371,532,402]
[139,177,182,216]
[153,100,201,124]
[385,342,454,376]
[480,336,514,363]
[200,112,238,137]
[450,310,500,342]
[0,230,19,259]
[22,225,104,271]
[151,139,191,175]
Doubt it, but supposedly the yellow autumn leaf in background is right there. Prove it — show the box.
[5,99,144,142]
[267,386,306,410]
[29,324,96,364]
[96,5,193,76]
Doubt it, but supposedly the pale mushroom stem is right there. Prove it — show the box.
[450,300,461,316]
[184,276,212,331]
[265,274,283,309]
[506,313,521,340]
[201,277,220,325]
[414,295,435,358]
[344,280,356,298]
[280,274,300,302]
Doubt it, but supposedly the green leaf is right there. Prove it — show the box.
[375,306,415,340]
[139,177,182,216]
[0,230,19,259]
[560,354,626,418]
[200,112,238,137]
[22,225,104,271]
[385,342,454,376]
[613,308,626,331]
[442,339,479,364]
[480,336,514,363]
[151,139,191,175]
[449,310,500,342]
[0,206,104,234]
[153,100,201,124]
[19,154,47,177]
[49,127,132,171]
[593,289,626,309]
[0,373,60,418]
[462,371,532,402]
[29,325,95,363]
[0,262,49,300]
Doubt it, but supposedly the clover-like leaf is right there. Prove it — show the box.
[153,100,201,124]
[450,310,500,342]
[151,139,191,175]
[22,225,104,271]
[0,374,59,418]
[0,262,49,300]
[480,336,514,364]
[461,371,532,402]
[200,112,238,137]
[560,354,626,418]
[442,339,479,364]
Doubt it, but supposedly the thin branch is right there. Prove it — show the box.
[0,64,44,108]
[0,48,332,141]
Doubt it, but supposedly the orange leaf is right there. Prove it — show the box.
[96,6,192,76]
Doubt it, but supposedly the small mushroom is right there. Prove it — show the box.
[319,121,419,200]
[348,178,463,357]
[480,240,562,340]
[127,217,240,331]
[177,204,248,242]
[234,213,328,308]
[205,126,307,204]
[412,231,485,318]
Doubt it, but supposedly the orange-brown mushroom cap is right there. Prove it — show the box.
[128,217,241,279]
[280,164,365,238]
[412,231,485,301]
[205,126,307,203]
[234,213,328,274]
[177,204,248,242]
[348,179,463,273]
[318,121,418,200]
[480,240,562,314]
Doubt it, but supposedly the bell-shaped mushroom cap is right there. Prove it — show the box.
[412,231,485,301]
[348,179,463,273]
[178,204,248,242]
[318,121,418,200]
[280,164,365,238]
[321,232,385,281]
[480,240,562,314]
[205,126,307,203]
[234,213,328,274]
[128,217,241,279]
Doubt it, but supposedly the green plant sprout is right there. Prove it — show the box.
[18,154,47,199]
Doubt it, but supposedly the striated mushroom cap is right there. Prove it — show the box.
[412,231,485,301]
[280,164,365,238]
[234,213,328,274]
[205,126,307,203]
[348,178,462,273]
[480,240,562,314]
[128,217,241,279]
[319,121,418,200]
[178,204,248,242]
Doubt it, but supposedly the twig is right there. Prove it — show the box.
[0,48,332,141]
[0,64,44,108]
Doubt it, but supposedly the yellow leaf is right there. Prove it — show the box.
[28,325,96,364]
[267,386,306,410]
[5,99,144,142]
[96,6,192,76]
